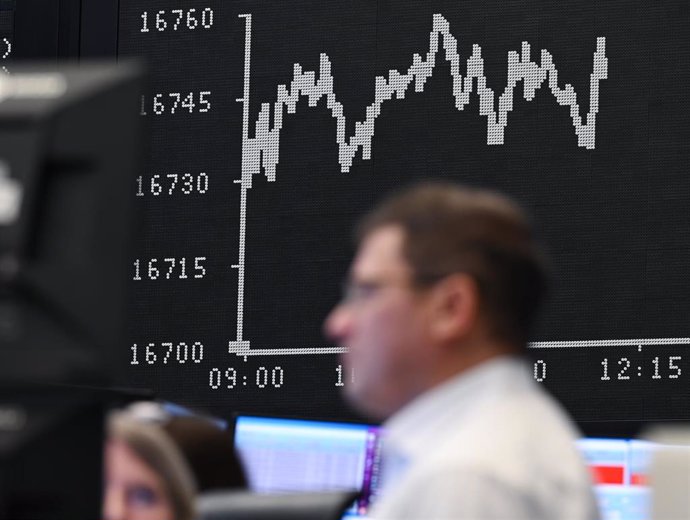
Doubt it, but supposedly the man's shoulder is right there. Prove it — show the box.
[429,379,580,445]
[372,365,599,519]
[417,384,590,489]
[373,458,598,520]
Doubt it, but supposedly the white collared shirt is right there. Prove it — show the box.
[370,357,600,520]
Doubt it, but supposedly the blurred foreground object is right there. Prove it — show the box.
[645,425,690,520]
[0,385,103,520]
[0,62,142,385]
[197,490,359,520]
[0,62,143,520]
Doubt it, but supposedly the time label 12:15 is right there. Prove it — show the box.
[601,356,682,381]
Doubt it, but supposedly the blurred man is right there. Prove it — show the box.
[324,183,598,519]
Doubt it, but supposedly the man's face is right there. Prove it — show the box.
[324,225,434,419]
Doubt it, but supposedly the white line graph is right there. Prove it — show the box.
[227,13,690,357]
[240,12,608,189]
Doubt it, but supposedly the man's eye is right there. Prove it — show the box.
[344,282,379,302]
[357,283,380,298]
[127,485,159,507]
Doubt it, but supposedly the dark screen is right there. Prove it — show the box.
[115,0,690,422]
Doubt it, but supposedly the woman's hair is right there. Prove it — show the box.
[108,403,247,520]
[109,414,197,520]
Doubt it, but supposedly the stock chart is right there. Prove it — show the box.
[117,0,690,422]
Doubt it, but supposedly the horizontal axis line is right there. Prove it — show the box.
[228,338,690,356]
[529,338,690,348]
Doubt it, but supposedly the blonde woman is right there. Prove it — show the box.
[103,403,246,520]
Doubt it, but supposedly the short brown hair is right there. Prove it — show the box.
[357,183,547,348]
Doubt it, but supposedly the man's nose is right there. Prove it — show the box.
[324,303,352,343]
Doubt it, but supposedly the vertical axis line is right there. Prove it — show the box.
[236,186,248,342]
[234,14,252,345]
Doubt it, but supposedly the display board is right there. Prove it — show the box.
[115,0,690,422]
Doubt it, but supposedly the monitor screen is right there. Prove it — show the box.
[109,0,690,425]
[234,415,382,518]
[234,415,690,520]
[11,0,690,428]
[576,438,653,520]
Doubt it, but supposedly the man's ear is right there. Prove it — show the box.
[427,273,480,344]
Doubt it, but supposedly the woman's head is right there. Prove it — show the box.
[103,404,246,520]
[103,412,196,520]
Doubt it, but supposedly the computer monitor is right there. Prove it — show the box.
[234,415,690,520]
[0,62,143,386]
[0,62,143,519]
[233,415,382,518]
[576,437,653,520]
